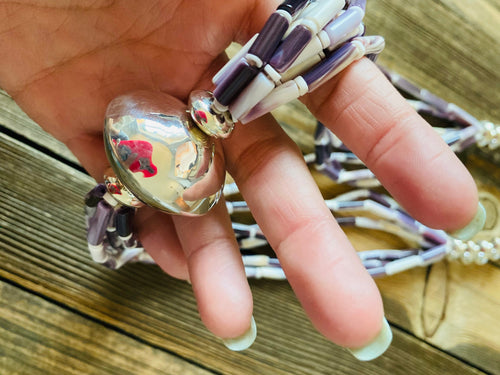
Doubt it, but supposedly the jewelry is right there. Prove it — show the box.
[85,0,498,278]
[102,0,383,216]
[85,58,499,277]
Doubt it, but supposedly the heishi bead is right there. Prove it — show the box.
[277,0,310,16]
[248,11,291,64]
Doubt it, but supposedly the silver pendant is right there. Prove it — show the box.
[103,90,233,216]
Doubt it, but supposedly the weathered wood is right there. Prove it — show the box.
[0,131,489,374]
[0,281,211,375]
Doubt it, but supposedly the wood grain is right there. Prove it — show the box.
[0,131,488,374]
[0,281,211,375]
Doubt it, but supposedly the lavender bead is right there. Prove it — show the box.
[87,200,113,246]
[420,245,447,262]
[248,12,290,64]
[323,5,364,46]
[277,0,309,15]
[270,25,313,73]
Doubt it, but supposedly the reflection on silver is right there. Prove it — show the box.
[189,90,234,138]
[104,91,225,216]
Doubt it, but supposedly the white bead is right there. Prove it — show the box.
[385,255,423,276]
[229,71,275,120]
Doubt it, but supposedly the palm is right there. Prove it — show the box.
[0,0,263,175]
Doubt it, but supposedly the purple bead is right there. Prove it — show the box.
[116,206,134,237]
[303,42,358,90]
[270,25,313,73]
[336,217,356,226]
[322,162,341,180]
[315,144,329,165]
[85,184,106,207]
[87,200,113,246]
[214,60,259,106]
[277,0,309,15]
[248,12,290,64]
[420,90,449,114]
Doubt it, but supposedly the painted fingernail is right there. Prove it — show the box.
[347,317,392,361]
[448,202,486,241]
[222,316,257,351]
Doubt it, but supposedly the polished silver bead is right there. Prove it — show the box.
[104,91,225,216]
[188,90,235,138]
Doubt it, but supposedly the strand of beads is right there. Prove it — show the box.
[211,0,384,123]
[85,185,154,270]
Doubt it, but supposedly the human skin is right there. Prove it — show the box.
[0,0,477,349]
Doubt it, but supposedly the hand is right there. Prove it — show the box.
[0,0,478,355]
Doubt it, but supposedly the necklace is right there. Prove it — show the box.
[84,0,498,277]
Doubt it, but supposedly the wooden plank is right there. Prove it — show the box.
[0,281,211,375]
[0,131,487,374]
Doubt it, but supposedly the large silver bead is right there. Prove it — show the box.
[104,91,225,216]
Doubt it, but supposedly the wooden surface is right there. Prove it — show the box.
[0,0,499,374]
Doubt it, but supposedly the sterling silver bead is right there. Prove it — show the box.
[104,91,226,216]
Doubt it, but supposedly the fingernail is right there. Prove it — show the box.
[448,202,486,241]
[222,316,257,351]
[347,317,392,361]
